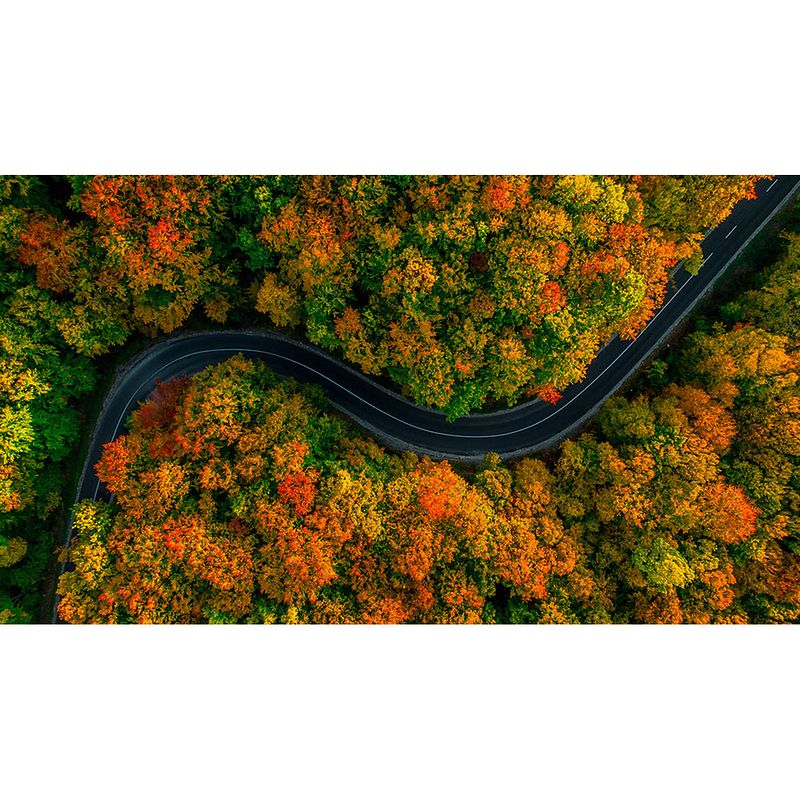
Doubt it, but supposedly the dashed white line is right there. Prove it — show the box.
[767,178,779,193]
[724,225,737,239]
[701,252,714,266]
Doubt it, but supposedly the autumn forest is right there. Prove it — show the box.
[1,175,798,624]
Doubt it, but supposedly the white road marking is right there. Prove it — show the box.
[701,252,714,266]
[767,178,779,192]
[724,225,737,239]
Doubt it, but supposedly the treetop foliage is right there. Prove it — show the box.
[14,175,760,417]
[0,173,792,624]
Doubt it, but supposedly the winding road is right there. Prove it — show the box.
[76,176,800,509]
[54,175,800,621]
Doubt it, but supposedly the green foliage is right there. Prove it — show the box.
[0,177,98,621]
[632,538,695,590]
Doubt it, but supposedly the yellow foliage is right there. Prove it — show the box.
[0,537,27,568]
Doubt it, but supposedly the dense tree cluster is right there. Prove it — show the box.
[16,175,233,354]
[60,222,800,623]
[58,357,576,623]
[0,174,780,622]
[0,178,97,622]
[248,176,760,417]
[13,176,759,417]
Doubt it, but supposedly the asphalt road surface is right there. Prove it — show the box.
[77,176,800,508]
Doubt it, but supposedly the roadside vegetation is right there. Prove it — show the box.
[0,174,791,623]
[60,218,800,622]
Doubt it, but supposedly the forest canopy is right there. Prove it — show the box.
[59,208,800,624]
[15,175,759,416]
[0,173,789,624]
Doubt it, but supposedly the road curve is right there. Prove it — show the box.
[76,176,800,508]
[54,176,799,620]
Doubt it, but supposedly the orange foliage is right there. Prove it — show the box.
[537,386,563,404]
